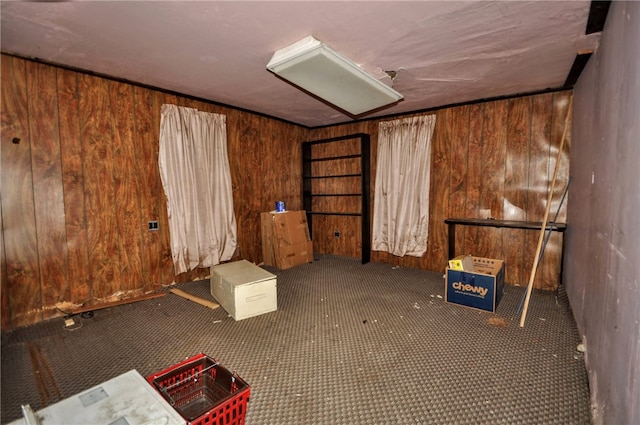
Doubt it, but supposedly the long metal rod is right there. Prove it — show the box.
[520,95,573,327]
[517,177,571,314]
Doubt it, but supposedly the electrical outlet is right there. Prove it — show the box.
[148,221,159,231]
[334,230,340,238]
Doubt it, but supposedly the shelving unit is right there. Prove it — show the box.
[302,134,370,264]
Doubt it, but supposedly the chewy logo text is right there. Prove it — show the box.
[452,282,488,297]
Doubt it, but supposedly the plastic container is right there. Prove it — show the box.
[147,353,250,425]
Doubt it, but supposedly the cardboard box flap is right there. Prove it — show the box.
[275,240,313,270]
[470,257,504,276]
[273,210,311,245]
[448,254,474,271]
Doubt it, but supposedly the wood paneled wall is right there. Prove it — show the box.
[1,54,571,330]
[307,91,572,291]
[1,55,305,329]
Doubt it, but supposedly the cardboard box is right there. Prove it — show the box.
[448,254,474,271]
[261,210,313,270]
[445,257,505,312]
[211,260,277,320]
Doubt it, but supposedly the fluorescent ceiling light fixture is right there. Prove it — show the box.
[267,36,403,116]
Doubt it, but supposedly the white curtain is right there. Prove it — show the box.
[159,104,237,275]
[372,114,436,257]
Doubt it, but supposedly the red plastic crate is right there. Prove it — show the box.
[147,353,250,425]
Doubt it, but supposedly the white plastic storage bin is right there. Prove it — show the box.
[210,260,277,321]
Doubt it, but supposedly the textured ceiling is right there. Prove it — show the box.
[1,1,599,127]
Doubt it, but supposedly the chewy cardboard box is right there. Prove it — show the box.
[260,210,313,269]
[211,260,277,321]
[445,256,505,312]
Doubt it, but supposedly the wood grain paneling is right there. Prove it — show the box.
[225,108,245,257]
[555,93,572,225]
[0,53,571,329]
[58,68,91,304]
[428,110,451,270]
[449,105,470,259]
[310,92,570,290]
[27,61,69,319]
[462,104,485,259]
[528,93,554,289]
[0,56,299,328]
[79,73,121,300]
[312,215,361,258]
[232,111,261,261]
[1,55,43,326]
[478,100,508,260]
[132,86,163,289]
[503,97,532,286]
[542,91,572,290]
[286,126,306,212]
[108,80,144,293]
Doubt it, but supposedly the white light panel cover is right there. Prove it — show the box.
[267,36,403,115]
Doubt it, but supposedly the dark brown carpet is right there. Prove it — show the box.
[1,255,591,424]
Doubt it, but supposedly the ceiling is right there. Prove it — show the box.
[1,1,602,128]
